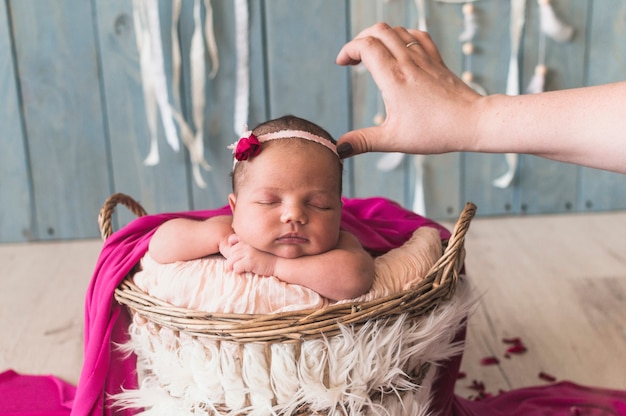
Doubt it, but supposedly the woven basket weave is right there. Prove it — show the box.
[99,193,476,344]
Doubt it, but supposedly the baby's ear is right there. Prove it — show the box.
[228,193,237,211]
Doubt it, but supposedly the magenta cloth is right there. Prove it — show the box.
[11,195,619,416]
[0,370,75,415]
[453,382,626,415]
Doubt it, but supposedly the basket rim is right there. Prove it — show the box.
[101,194,476,342]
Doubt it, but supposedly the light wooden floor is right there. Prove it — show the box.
[1,211,625,399]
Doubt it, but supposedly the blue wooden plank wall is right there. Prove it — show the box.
[1,0,624,243]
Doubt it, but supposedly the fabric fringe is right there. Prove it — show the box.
[112,280,475,415]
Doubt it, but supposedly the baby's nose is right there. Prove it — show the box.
[280,203,307,224]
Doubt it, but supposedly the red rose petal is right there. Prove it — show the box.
[539,371,557,382]
[468,379,486,392]
[480,356,500,366]
[506,344,528,354]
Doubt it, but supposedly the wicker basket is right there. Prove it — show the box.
[99,193,477,414]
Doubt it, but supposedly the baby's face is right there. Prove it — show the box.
[229,141,342,259]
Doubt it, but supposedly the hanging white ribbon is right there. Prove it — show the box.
[133,0,159,165]
[412,0,428,215]
[134,0,221,187]
[135,0,179,158]
[171,0,182,110]
[133,0,180,169]
[204,0,219,78]
[414,0,428,31]
[233,0,249,137]
[171,0,212,188]
[506,0,525,97]
[493,0,525,189]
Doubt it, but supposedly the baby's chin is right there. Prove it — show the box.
[270,244,328,260]
[270,246,308,259]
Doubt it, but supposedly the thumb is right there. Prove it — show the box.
[228,233,240,246]
[336,125,384,158]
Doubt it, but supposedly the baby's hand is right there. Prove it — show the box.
[222,238,277,277]
[218,233,239,258]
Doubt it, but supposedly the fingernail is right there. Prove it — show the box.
[337,142,353,158]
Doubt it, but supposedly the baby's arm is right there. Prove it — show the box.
[149,215,233,263]
[223,231,374,301]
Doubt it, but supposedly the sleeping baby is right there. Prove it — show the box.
[148,115,375,302]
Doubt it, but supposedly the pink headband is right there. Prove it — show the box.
[228,128,340,167]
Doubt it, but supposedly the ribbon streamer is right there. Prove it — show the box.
[169,0,212,188]
[133,0,181,167]
[134,0,221,188]
[233,0,250,137]
[204,0,219,78]
[133,0,159,166]
[493,0,525,189]
[171,0,182,110]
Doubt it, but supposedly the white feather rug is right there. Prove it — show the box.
[113,279,474,415]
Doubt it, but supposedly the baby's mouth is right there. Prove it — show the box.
[276,233,308,244]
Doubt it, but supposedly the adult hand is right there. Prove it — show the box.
[336,23,481,158]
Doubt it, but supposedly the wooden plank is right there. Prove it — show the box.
[578,0,626,213]
[0,1,32,242]
[455,0,517,216]
[263,1,352,195]
[94,0,190,226]
[422,1,467,219]
[578,169,626,212]
[586,0,626,86]
[247,0,271,130]
[10,1,110,240]
[263,1,350,139]
[515,0,587,215]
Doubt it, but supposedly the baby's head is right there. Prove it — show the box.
[230,115,342,193]
[228,115,343,259]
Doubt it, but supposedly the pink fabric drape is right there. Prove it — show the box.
[2,197,625,415]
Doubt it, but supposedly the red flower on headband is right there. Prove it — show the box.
[234,133,261,161]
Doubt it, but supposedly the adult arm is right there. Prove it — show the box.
[335,23,626,174]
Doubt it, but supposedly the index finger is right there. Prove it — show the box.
[336,22,406,66]
[336,31,393,67]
